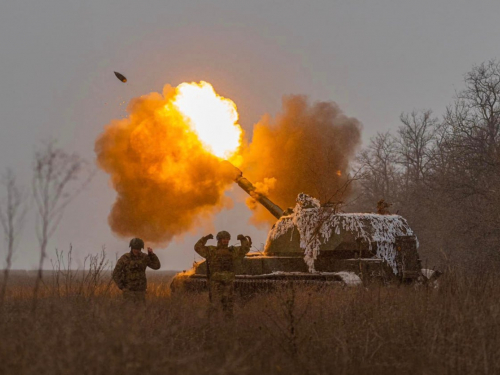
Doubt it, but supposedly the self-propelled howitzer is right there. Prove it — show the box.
[170,165,428,294]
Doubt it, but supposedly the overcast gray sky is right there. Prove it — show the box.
[1,0,499,270]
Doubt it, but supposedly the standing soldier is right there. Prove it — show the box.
[194,231,252,318]
[112,238,161,303]
[377,199,392,215]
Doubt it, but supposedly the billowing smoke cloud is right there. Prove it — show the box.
[96,87,362,243]
[242,95,362,225]
[95,85,235,244]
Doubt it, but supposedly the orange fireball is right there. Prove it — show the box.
[171,81,242,160]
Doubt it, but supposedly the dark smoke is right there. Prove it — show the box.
[242,95,362,225]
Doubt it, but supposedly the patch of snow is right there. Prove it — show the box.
[421,269,436,279]
[270,271,307,276]
[266,271,362,286]
[420,269,441,288]
[335,272,363,286]
[344,258,383,262]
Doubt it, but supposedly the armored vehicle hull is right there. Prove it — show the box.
[171,191,425,294]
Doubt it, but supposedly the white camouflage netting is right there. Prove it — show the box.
[267,193,417,273]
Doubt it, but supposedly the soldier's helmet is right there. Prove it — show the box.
[216,231,231,241]
[129,237,145,250]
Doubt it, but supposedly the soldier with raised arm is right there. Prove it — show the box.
[194,231,252,317]
[112,237,161,303]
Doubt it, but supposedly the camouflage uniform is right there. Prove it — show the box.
[194,234,251,317]
[112,250,161,302]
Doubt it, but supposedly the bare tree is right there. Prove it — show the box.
[0,169,27,304]
[398,110,439,185]
[437,60,500,267]
[441,61,500,196]
[356,131,400,209]
[32,141,93,309]
[456,60,500,151]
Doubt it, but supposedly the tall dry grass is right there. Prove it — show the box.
[0,264,499,375]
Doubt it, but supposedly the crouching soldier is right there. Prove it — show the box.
[195,231,252,318]
[112,238,161,303]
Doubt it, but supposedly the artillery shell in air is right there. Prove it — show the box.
[114,71,127,83]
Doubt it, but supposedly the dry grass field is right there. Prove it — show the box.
[0,267,499,375]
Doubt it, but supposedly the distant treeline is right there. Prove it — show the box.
[353,60,500,270]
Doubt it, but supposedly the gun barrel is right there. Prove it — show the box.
[222,161,284,219]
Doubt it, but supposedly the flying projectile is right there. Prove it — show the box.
[114,71,127,83]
